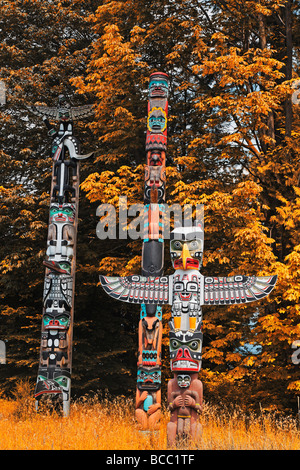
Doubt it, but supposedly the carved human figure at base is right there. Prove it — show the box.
[135,388,161,430]
[135,365,161,430]
[167,372,203,446]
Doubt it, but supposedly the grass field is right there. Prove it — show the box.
[0,382,300,450]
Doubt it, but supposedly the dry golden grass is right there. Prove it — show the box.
[0,381,300,450]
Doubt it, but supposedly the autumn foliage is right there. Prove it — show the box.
[0,0,300,417]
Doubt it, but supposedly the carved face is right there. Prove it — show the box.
[50,203,75,224]
[170,239,203,270]
[43,311,71,330]
[35,375,62,397]
[169,327,202,373]
[35,370,70,398]
[45,261,71,274]
[43,269,73,309]
[149,73,169,99]
[137,366,161,391]
[177,374,191,388]
[57,261,71,274]
[144,165,166,203]
[170,224,204,270]
[148,151,164,166]
[54,373,71,397]
[147,107,167,132]
[173,272,199,302]
[58,96,71,122]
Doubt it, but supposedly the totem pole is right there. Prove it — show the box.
[0,83,6,363]
[28,96,94,416]
[167,223,204,445]
[99,74,277,445]
[136,72,169,430]
[100,225,277,444]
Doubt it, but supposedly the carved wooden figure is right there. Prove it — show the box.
[100,221,277,443]
[167,372,203,446]
[136,366,162,430]
[28,96,94,416]
[100,224,277,325]
[135,72,169,430]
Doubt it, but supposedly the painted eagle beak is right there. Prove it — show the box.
[182,243,191,270]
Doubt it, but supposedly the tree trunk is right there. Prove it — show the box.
[258,13,275,146]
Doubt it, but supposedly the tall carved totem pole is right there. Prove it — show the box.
[28,97,94,416]
[136,72,169,430]
[100,72,278,446]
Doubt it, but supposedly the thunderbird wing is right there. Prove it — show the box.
[100,275,171,304]
[27,105,60,120]
[70,104,94,120]
[27,104,94,121]
[203,275,277,305]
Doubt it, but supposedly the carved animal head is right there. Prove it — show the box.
[170,223,204,270]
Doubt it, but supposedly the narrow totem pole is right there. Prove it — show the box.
[166,223,205,445]
[99,74,278,445]
[135,72,169,430]
[0,82,6,365]
[28,96,94,416]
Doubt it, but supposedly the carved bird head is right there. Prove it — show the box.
[170,223,204,270]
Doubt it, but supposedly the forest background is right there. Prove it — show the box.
[0,0,300,415]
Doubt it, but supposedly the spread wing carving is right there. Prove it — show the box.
[27,105,59,120]
[27,104,94,121]
[69,105,94,120]
[203,275,277,305]
[99,275,171,304]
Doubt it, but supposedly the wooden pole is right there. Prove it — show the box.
[135,72,169,430]
[28,98,94,416]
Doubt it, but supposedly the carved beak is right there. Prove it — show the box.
[181,243,191,270]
